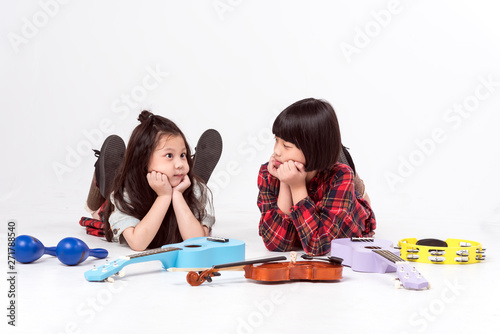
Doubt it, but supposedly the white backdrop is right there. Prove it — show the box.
[1,1,500,333]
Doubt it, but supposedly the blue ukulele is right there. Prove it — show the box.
[84,237,245,282]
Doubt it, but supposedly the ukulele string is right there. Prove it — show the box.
[373,249,405,263]
[352,238,405,263]
[128,247,182,259]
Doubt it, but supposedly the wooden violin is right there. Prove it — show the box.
[186,252,343,286]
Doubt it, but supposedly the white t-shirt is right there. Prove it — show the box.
[108,181,215,244]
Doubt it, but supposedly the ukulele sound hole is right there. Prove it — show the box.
[365,246,382,249]
[184,245,202,248]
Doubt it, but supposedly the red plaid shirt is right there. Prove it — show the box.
[257,163,376,256]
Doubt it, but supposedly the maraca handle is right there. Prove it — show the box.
[89,248,108,259]
[45,247,57,257]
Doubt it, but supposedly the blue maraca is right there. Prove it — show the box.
[12,235,55,263]
[55,237,108,265]
[13,235,108,265]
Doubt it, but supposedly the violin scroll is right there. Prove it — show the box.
[186,269,221,286]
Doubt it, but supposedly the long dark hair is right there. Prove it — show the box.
[103,110,209,248]
[272,98,342,172]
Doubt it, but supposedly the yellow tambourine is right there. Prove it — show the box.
[397,238,486,264]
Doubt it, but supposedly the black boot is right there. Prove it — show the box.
[192,129,223,184]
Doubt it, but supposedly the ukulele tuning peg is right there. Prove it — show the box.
[92,265,97,271]
[106,277,115,283]
[116,271,126,278]
[393,278,402,289]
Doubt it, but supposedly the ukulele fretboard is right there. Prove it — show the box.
[373,249,405,263]
[351,237,405,263]
[128,247,182,259]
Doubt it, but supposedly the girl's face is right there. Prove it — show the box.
[272,136,306,168]
[148,134,189,187]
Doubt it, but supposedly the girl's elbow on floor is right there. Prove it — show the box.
[122,229,148,252]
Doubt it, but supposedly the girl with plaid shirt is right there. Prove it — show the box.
[257,98,376,256]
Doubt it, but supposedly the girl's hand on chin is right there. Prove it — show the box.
[147,171,173,197]
[277,161,306,188]
[268,155,279,178]
[173,175,191,194]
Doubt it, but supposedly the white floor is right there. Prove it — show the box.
[2,197,498,334]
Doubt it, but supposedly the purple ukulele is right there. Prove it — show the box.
[331,237,429,290]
